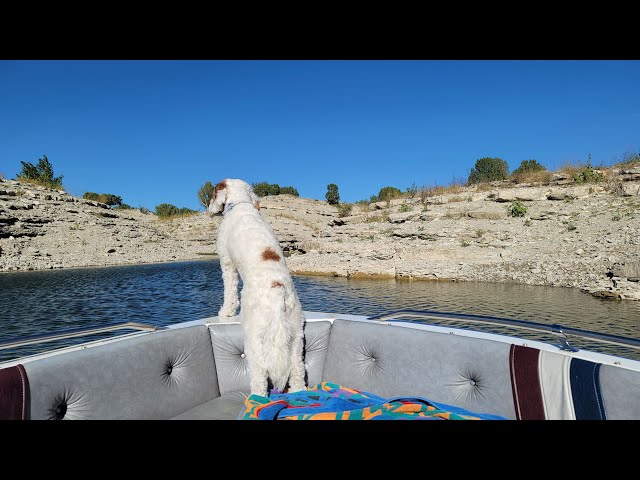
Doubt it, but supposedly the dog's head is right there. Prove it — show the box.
[208,179,260,216]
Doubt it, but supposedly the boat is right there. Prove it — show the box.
[1,310,639,420]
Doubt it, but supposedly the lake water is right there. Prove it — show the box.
[1,259,639,361]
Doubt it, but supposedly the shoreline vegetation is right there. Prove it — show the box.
[1,153,639,301]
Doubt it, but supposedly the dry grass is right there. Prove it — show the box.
[16,177,65,191]
[511,170,554,185]
[447,195,465,203]
[420,183,466,201]
[557,160,586,177]
[473,182,495,192]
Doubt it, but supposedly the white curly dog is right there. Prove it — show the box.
[208,179,306,397]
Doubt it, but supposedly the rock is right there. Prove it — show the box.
[328,219,346,226]
[547,192,571,201]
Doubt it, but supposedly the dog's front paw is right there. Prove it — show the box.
[217,314,235,323]
[287,383,307,393]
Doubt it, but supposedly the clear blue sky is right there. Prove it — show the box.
[1,60,638,210]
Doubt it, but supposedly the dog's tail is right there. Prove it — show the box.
[263,286,293,392]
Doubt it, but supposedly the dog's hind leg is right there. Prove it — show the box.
[245,334,269,397]
[218,258,240,321]
[287,325,307,392]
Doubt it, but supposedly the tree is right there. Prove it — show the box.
[197,181,215,209]
[512,159,545,176]
[155,203,180,217]
[17,155,64,189]
[377,186,402,202]
[325,183,340,205]
[279,186,299,196]
[252,182,299,197]
[468,157,509,184]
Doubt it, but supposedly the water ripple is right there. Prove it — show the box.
[1,259,639,360]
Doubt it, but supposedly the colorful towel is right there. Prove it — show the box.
[239,382,506,420]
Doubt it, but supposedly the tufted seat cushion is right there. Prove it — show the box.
[172,391,248,420]
[209,320,332,394]
[23,326,219,420]
[321,319,517,419]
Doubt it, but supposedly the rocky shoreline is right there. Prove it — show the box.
[1,169,639,300]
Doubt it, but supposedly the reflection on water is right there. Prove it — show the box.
[1,259,639,361]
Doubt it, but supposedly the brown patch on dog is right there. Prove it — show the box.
[271,281,284,288]
[261,248,281,261]
[215,180,227,193]
[255,201,260,210]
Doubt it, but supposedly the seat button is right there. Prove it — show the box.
[371,357,376,362]
[240,353,246,359]
[167,366,173,374]
[469,379,477,386]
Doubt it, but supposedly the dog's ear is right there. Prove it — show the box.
[249,187,261,210]
[208,180,228,214]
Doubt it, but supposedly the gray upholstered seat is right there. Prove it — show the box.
[9,316,640,420]
[172,391,248,420]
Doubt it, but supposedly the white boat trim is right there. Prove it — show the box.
[2,310,639,372]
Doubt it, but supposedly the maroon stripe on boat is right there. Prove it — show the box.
[0,364,30,420]
[509,345,545,420]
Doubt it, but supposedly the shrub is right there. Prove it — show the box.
[337,203,353,217]
[377,186,402,202]
[524,219,532,227]
[279,186,299,196]
[252,182,299,197]
[139,207,151,214]
[405,183,418,198]
[509,200,527,217]
[572,163,603,184]
[197,181,215,209]
[83,192,123,206]
[468,157,509,184]
[113,203,133,210]
[512,159,546,175]
[17,155,64,189]
[155,203,180,217]
[398,204,413,213]
[326,184,340,205]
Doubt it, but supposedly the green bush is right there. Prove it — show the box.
[377,186,402,202]
[83,192,123,206]
[509,200,527,217]
[197,181,215,209]
[155,203,180,217]
[17,155,64,189]
[252,182,299,197]
[468,157,509,184]
[139,207,151,214]
[337,203,352,217]
[512,159,546,176]
[155,204,198,217]
[326,184,340,205]
[398,204,413,213]
[279,186,299,196]
[572,163,603,184]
